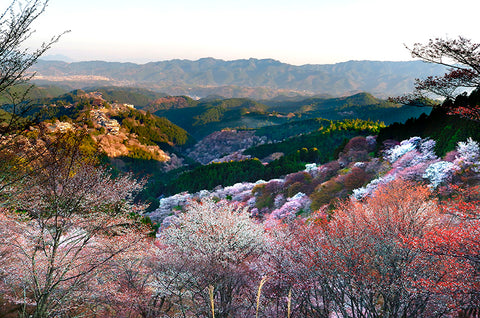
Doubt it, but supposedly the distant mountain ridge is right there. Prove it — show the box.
[30,58,447,99]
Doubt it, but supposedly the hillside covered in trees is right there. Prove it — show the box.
[1,2,480,315]
[147,92,429,138]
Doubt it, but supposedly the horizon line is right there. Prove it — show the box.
[38,56,420,67]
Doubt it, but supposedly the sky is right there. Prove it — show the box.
[17,0,480,65]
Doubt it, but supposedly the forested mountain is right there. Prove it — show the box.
[31,59,447,98]
[1,88,193,166]
[167,119,384,194]
[151,92,430,138]
[3,85,428,141]
[0,84,434,210]
[0,84,68,105]
[84,86,168,107]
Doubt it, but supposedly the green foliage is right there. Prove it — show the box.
[377,108,480,157]
[245,119,384,160]
[152,98,275,138]
[193,105,226,125]
[22,90,94,123]
[0,108,17,129]
[167,147,322,194]
[252,184,275,209]
[262,92,383,112]
[151,92,426,139]
[254,118,331,140]
[115,109,194,147]
[127,146,155,160]
[191,97,268,126]
[140,215,160,237]
[322,118,385,134]
[260,92,430,125]
[87,86,167,107]
[0,84,67,106]
[52,89,87,104]
[310,180,343,211]
[78,133,99,157]
[167,159,265,193]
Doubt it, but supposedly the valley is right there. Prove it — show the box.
[2,71,480,318]
[0,84,432,213]
[2,0,480,315]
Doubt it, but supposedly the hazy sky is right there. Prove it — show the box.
[20,0,480,65]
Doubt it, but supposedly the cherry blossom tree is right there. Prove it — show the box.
[0,133,147,317]
[422,161,459,188]
[454,137,480,172]
[266,192,311,225]
[413,185,480,313]
[87,242,167,318]
[353,137,475,199]
[265,214,336,317]
[270,181,454,317]
[154,198,267,317]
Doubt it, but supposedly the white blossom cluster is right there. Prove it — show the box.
[385,137,437,165]
[209,181,261,202]
[455,137,480,172]
[352,175,396,200]
[149,192,192,222]
[273,193,286,209]
[354,137,437,200]
[304,163,318,173]
[150,172,317,230]
[159,198,266,266]
[150,181,267,227]
[366,135,377,149]
[384,137,420,163]
[353,162,367,169]
[305,163,323,178]
[422,161,459,188]
[354,137,480,199]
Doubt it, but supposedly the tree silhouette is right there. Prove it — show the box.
[0,0,67,133]
[395,36,480,120]
[402,37,480,100]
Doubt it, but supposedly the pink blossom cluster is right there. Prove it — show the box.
[268,192,311,221]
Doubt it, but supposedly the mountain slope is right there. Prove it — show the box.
[152,93,430,139]
[0,85,68,105]
[30,59,447,98]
